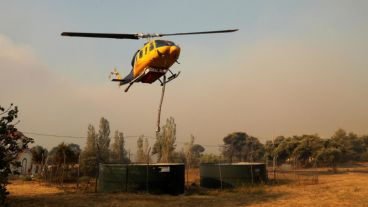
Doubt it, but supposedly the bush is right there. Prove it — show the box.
[359,152,368,162]
[21,176,32,181]
[0,104,33,204]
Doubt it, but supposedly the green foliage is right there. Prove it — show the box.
[152,117,177,163]
[135,135,145,163]
[316,147,342,171]
[292,135,323,167]
[21,175,32,181]
[171,151,185,163]
[359,152,368,162]
[48,142,81,165]
[31,145,48,164]
[200,153,223,164]
[222,132,264,162]
[191,144,205,167]
[264,128,368,169]
[81,118,111,176]
[183,135,195,168]
[0,104,33,204]
[110,130,129,163]
[274,136,299,164]
[97,117,110,163]
[332,129,367,162]
[81,124,98,176]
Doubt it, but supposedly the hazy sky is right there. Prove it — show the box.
[1,1,368,153]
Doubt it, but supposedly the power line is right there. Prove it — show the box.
[23,131,148,139]
[23,131,224,148]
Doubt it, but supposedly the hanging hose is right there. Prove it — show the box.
[156,75,166,133]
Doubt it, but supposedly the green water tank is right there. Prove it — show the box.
[200,162,267,188]
[98,163,185,194]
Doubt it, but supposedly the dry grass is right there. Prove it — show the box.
[7,166,368,207]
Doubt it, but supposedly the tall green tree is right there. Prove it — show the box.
[332,129,366,162]
[273,136,299,165]
[48,142,81,166]
[183,135,195,169]
[316,139,342,171]
[152,117,177,163]
[222,132,246,162]
[97,117,110,163]
[110,130,129,163]
[0,104,33,204]
[191,144,205,167]
[200,153,223,163]
[31,145,48,165]
[136,136,145,163]
[292,135,323,167]
[143,137,150,163]
[222,132,264,162]
[81,124,98,176]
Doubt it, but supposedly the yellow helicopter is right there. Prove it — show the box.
[61,29,238,92]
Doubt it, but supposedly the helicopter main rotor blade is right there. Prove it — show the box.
[61,32,139,40]
[159,29,238,37]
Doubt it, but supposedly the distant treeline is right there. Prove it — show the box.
[216,129,368,170]
[31,117,368,178]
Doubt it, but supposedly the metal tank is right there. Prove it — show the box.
[200,162,267,188]
[98,163,185,194]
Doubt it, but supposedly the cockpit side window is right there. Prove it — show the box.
[167,41,175,46]
[155,40,172,48]
[149,43,154,51]
[139,50,143,58]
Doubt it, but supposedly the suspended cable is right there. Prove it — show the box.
[23,131,223,148]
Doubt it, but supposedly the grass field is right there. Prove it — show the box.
[7,166,368,207]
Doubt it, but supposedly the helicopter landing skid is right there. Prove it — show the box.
[160,71,180,86]
[124,82,134,92]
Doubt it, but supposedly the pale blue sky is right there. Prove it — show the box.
[1,1,368,153]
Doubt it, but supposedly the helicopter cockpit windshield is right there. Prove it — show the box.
[155,40,176,48]
[131,50,140,66]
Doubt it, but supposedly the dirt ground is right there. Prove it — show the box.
[7,167,368,207]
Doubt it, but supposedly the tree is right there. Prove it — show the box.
[183,135,195,169]
[292,135,323,167]
[110,130,129,163]
[97,117,110,163]
[264,140,275,161]
[200,153,223,163]
[31,145,48,173]
[273,136,299,165]
[31,145,48,165]
[242,136,265,162]
[136,136,145,163]
[332,129,366,162]
[152,117,176,163]
[191,144,205,167]
[316,147,342,172]
[81,124,98,176]
[171,151,185,163]
[222,132,264,162]
[143,137,150,163]
[48,142,81,166]
[0,104,33,204]
[222,132,247,162]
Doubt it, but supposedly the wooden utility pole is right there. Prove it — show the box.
[272,136,276,182]
[77,154,81,192]
[146,147,151,193]
[61,150,66,187]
